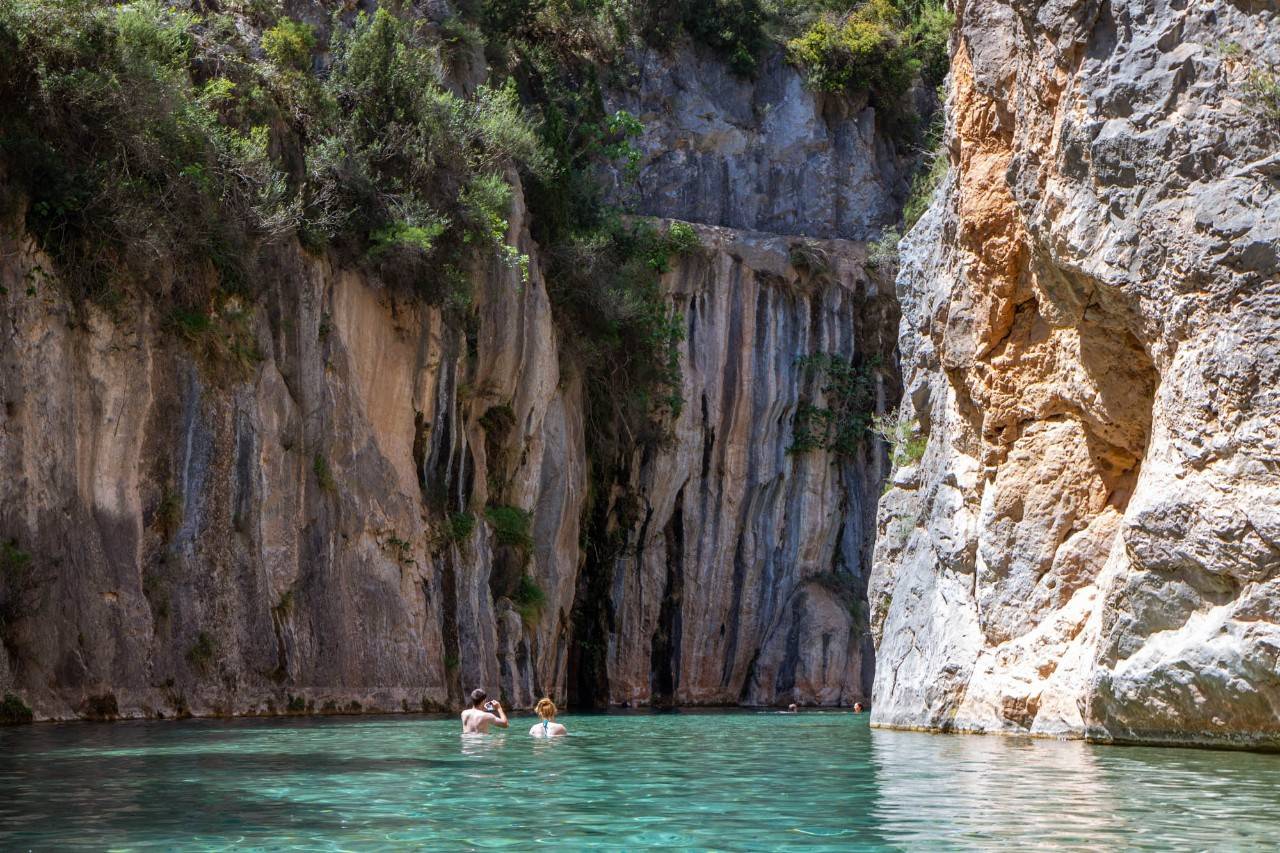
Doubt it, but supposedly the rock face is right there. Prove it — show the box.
[600,226,896,708]
[0,43,903,720]
[604,45,908,241]
[871,0,1280,748]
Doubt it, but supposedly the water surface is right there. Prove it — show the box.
[2,711,1278,850]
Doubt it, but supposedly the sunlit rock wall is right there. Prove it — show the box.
[870,0,1280,748]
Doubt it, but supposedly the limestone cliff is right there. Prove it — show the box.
[0,41,903,720]
[871,0,1280,748]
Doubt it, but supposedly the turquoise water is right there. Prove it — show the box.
[2,711,1280,851]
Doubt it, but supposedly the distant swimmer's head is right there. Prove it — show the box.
[535,697,557,720]
[853,702,864,713]
[788,703,798,713]
[470,688,488,709]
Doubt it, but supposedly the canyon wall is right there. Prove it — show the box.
[871,0,1280,748]
[0,43,902,720]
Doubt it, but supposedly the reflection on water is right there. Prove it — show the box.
[868,728,1280,850]
[0,712,1278,850]
[869,730,1125,848]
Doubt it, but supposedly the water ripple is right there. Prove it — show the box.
[0,713,1278,850]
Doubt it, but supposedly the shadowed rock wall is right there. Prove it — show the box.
[0,40,906,719]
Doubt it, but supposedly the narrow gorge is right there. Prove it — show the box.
[0,9,906,720]
[2,0,1278,755]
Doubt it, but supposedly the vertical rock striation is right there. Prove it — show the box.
[0,43,906,719]
[0,183,590,718]
[603,226,897,708]
[871,0,1280,747]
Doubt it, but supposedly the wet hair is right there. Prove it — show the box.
[470,688,487,708]
[535,697,556,720]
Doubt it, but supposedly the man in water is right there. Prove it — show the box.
[787,703,799,713]
[461,688,509,733]
[853,702,864,713]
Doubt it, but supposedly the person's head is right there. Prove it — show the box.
[853,702,864,713]
[535,697,557,721]
[788,703,798,713]
[470,688,488,709]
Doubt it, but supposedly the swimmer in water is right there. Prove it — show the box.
[786,703,798,714]
[853,702,864,713]
[461,688,508,733]
[529,697,567,738]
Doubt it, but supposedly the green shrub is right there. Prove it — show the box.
[786,0,917,102]
[261,18,314,71]
[304,11,546,296]
[658,221,701,264]
[0,0,291,299]
[168,308,213,341]
[900,100,948,230]
[166,296,260,378]
[680,0,768,75]
[386,535,414,564]
[313,453,336,493]
[785,0,952,125]
[905,0,953,85]
[485,505,533,550]
[369,219,449,258]
[789,353,879,457]
[476,6,694,463]
[542,217,687,447]
[482,0,950,85]
[0,693,33,724]
[1243,64,1280,125]
[445,512,477,544]
[789,241,833,282]
[480,0,630,66]
[0,2,547,311]
[872,408,927,467]
[439,14,485,58]
[866,226,900,269]
[503,41,687,456]
[511,572,547,623]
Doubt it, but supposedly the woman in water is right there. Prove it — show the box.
[529,697,567,737]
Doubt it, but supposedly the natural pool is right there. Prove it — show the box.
[2,710,1279,851]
